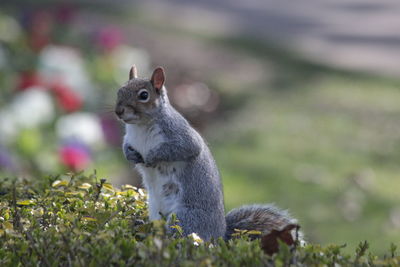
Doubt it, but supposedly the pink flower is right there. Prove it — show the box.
[54,4,77,24]
[96,26,123,52]
[100,114,122,146]
[59,142,90,171]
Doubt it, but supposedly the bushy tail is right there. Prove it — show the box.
[225,204,299,240]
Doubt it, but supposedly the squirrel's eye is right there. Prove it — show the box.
[137,89,149,102]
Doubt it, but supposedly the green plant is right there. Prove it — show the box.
[0,173,399,266]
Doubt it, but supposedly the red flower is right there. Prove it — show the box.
[59,143,90,171]
[17,71,43,91]
[28,10,53,51]
[54,4,77,24]
[52,82,82,112]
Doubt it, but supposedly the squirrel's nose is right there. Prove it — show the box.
[115,107,125,117]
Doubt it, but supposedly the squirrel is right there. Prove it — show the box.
[115,66,300,241]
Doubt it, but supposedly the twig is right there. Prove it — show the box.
[94,178,106,202]
[289,225,300,266]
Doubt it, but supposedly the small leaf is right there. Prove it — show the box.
[4,210,10,220]
[246,230,262,235]
[102,183,114,192]
[119,189,138,197]
[52,180,69,188]
[82,216,97,222]
[65,192,81,196]
[3,221,13,230]
[17,200,34,206]
[170,225,184,235]
[0,229,4,236]
[122,184,137,190]
[135,200,146,207]
[78,183,92,190]
[231,228,248,237]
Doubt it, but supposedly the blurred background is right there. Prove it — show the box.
[1,0,400,254]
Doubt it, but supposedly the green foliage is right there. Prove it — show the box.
[0,174,399,266]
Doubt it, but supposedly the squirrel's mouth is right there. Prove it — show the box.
[122,116,140,124]
[123,118,139,124]
[118,112,141,124]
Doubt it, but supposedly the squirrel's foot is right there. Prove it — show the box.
[144,151,157,168]
[123,144,144,164]
[144,160,156,168]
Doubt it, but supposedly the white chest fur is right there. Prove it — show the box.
[137,163,183,220]
[124,124,183,220]
[124,124,163,156]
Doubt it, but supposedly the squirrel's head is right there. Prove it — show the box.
[115,66,166,124]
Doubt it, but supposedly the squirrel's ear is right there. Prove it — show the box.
[129,65,138,80]
[150,67,165,93]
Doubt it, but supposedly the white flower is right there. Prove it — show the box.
[0,110,18,144]
[0,88,54,143]
[10,87,54,128]
[188,232,203,246]
[111,45,150,84]
[38,45,93,98]
[56,112,104,146]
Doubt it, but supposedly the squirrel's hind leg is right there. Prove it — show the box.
[173,208,226,241]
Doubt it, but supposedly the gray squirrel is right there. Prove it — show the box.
[115,66,299,241]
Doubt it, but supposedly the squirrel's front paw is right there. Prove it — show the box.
[144,158,156,168]
[144,152,157,168]
[123,144,144,164]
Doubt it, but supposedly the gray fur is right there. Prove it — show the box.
[144,106,203,166]
[225,204,298,240]
[153,106,226,240]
